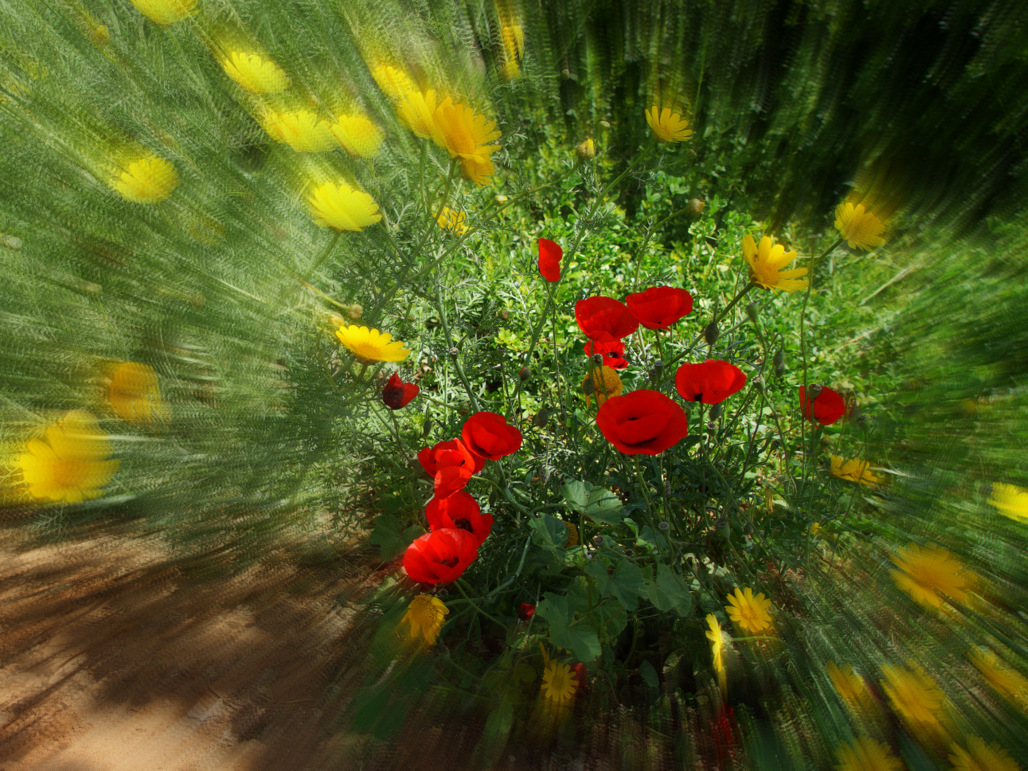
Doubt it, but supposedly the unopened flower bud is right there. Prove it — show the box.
[591,353,604,366]
[709,404,722,420]
[422,416,433,436]
[745,302,760,325]
[807,384,822,400]
[715,517,731,540]
[499,309,510,321]
[519,366,532,382]
[449,347,460,358]
[582,378,595,395]
[592,535,604,546]
[495,194,509,205]
[773,350,785,379]
[686,198,706,218]
[533,407,550,428]
[658,521,670,531]
[652,360,664,371]
[704,321,719,346]
[456,402,470,415]
[576,138,596,160]
[348,303,363,320]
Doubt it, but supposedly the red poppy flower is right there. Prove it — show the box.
[402,528,480,584]
[538,238,562,282]
[518,602,536,620]
[382,373,420,409]
[674,360,747,405]
[799,384,845,425]
[570,662,588,689]
[584,339,628,369]
[595,390,689,455]
[461,412,522,460]
[575,296,639,342]
[426,491,494,546]
[625,286,694,330]
[418,439,485,477]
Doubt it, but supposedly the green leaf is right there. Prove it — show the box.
[561,480,624,525]
[609,560,648,612]
[648,564,693,616]
[369,514,422,562]
[585,558,613,596]
[549,621,601,662]
[638,659,659,689]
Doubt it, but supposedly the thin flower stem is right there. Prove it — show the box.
[665,283,754,372]
[454,578,506,627]
[301,230,342,282]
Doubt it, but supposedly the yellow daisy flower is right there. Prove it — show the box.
[262,110,335,153]
[827,662,871,713]
[582,366,623,407]
[705,613,727,677]
[541,657,578,707]
[17,410,120,504]
[835,737,902,771]
[576,138,596,160]
[988,482,1028,523]
[397,89,441,139]
[725,587,773,634]
[889,544,971,609]
[400,594,448,646]
[834,202,886,251]
[220,52,290,94]
[128,0,195,26]
[109,362,165,425]
[308,182,382,232]
[970,647,1028,704]
[114,156,179,204]
[949,737,1020,771]
[645,106,693,143]
[371,64,415,101]
[743,233,809,292]
[436,206,468,235]
[429,99,501,186]
[335,325,409,363]
[330,112,384,158]
[500,23,525,78]
[830,456,881,486]
[880,662,946,729]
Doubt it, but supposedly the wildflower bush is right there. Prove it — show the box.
[1,0,1027,768]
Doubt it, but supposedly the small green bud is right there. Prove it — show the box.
[591,353,604,366]
[533,407,550,428]
[704,321,719,346]
[709,403,723,420]
[519,366,532,382]
[745,302,760,325]
[686,198,706,218]
[773,350,785,378]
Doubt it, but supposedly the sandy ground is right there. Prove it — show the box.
[0,531,383,770]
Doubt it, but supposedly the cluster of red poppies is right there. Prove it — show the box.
[402,411,523,584]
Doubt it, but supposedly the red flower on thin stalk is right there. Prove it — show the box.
[518,602,536,620]
[382,373,420,409]
[402,528,480,584]
[426,491,494,546]
[625,286,693,330]
[575,296,639,342]
[596,390,689,455]
[462,412,523,460]
[799,384,845,425]
[674,360,747,405]
[584,339,629,369]
[538,238,563,282]
[418,439,484,497]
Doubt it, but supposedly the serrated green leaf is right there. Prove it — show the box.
[561,480,624,525]
[649,563,693,616]
[549,621,601,662]
[369,514,422,562]
[638,659,659,689]
[609,559,647,611]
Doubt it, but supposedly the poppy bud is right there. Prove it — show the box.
[773,350,785,379]
[686,198,706,218]
[807,383,822,400]
[746,302,759,325]
[704,321,719,346]
[652,360,664,371]
[581,378,595,395]
[519,366,532,382]
[592,353,605,366]
[348,303,363,320]
[422,416,433,436]
[449,347,459,358]
[533,407,550,428]
[658,521,670,531]
[518,602,535,620]
[499,309,510,321]
[752,376,765,393]
[715,516,730,540]
[709,404,722,420]
[592,535,604,546]
[456,401,470,416]
[576,138,596,160]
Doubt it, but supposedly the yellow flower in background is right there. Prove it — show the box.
[17,410,120,504]
[541,657,578,707]
[220,52,290,94]
[890,544,970,609]
[743,233,809,292]
[430,99,501,186]
[109,362,164,425]
[582,366,623,407]
[114,156,179,204]
[949,737,1020,771]
[988,482,1028,523]
[563,520,579,547]
[830,456,881,486]
[725,587,773,634]
[330,112,384,158]
[262,110,335,153]
[335,325,409,363]
[398,89,441,139]
[308,182,382,232]
[400,594,448,645]
[128,0,195,26]
[880,662,946,729]
[372,64,415,101]
[970,647,1028,704]
[835,738,902,771]
[827,662,871,713]
[500,23,525,78]
[576,138,596,160]
[436,206,468,235]
[835,202,886,250]
[705,614,727,677]
[645,106,693,143]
